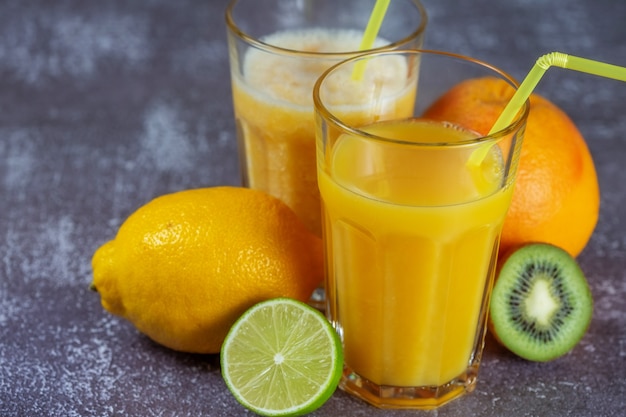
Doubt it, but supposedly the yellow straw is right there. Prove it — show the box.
[468,52,626,167]
[352,0,391,80]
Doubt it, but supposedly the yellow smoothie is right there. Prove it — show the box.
[318,119,514,387]
[231,29,414,236]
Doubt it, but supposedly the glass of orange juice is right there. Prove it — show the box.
[225,0,427,307]
[313,50,530,409]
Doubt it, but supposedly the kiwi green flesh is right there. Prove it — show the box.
[490,243,593,362]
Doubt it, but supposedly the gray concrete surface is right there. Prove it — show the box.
[1,0,624,415]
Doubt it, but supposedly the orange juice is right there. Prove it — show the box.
[319,119,515,388]
[231,29,413,236]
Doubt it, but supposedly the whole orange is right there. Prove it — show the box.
[91,186,323,353]
[423,77,600,257]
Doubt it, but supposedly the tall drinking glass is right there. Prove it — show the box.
[314,50,529,409]
[225,0,427,308]
[225,0,427,235]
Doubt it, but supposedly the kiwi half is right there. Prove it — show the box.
[489,243,593,362]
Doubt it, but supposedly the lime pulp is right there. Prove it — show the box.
[221,298,343,416]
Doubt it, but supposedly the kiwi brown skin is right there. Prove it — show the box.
[488,243,525,347]
[488,242,593,362]
[487,244,522,346]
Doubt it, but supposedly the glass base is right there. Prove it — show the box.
[339,364,479,410]
[308,286,326,311]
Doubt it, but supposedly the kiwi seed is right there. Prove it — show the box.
[489,243,593,362]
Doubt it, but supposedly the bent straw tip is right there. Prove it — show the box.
[537,52,569,69]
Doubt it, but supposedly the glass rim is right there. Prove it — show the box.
[313,49,531,147]
[225,0,428,59]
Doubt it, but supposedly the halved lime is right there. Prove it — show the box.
[221,298,343,416]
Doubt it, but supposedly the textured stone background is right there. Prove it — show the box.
[1,0,624,416]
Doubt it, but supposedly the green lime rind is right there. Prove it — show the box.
[221,298,343,416]
[490,243,593,362]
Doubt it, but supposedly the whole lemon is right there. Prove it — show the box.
[91,186,324,353]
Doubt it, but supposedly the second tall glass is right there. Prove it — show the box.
[225,0,427,308]
[225,0,427,235]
